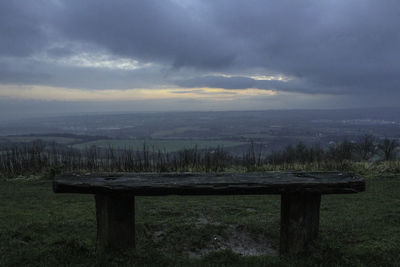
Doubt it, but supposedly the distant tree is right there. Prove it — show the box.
[309,144,324,163]
[295,142,307,163]
[356,135,376,161]
[378,138,398,161]
[338,140,354,161]
[283,145,296,163]
[243,140,263,170]
[327,140,354,162]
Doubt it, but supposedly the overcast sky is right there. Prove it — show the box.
[1,0,399,119]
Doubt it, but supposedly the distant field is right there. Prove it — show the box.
[240,133,275,139]
[73,139,245,152]
[0,136,79,145]
[242,133,319,140]
[151,127,207,138]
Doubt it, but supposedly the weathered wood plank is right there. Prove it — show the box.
[280,193,321,255]
[95,194,135,251]
[53,172,365,196]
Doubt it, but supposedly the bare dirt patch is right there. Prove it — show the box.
[187,224,277,258]
[148,215,277,258]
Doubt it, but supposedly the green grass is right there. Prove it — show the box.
[1,175,400,266]
[73,139,244,152]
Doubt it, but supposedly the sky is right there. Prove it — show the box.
[1,0,399,119]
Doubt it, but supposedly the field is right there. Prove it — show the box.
[0,136,80,145]
[150,127,207,138]
[73,139,245,152]
[1,174,399,266]
[2,109,399,148]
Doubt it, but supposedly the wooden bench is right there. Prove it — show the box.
[53,172,365,255]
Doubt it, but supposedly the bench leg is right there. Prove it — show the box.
[95,194,135,251]
[280,193,321,255]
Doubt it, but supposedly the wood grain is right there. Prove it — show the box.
[95,195,135,251]
[53,172,365,196]
[280,193,321,254]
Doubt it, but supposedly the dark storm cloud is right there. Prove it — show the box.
[0,1,49,57]
[54,0,236,69]
[0,57,168,89]
[0,0,400,98]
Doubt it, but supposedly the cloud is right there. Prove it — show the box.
[177,76,261,90]
[0,0,399,110]
[175,75,354,95]
[0,1,50,57]
[53,0,236,70]
[0,55,169,90]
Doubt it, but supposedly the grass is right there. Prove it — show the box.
[73,139,245,152]
[0,174,400,266]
